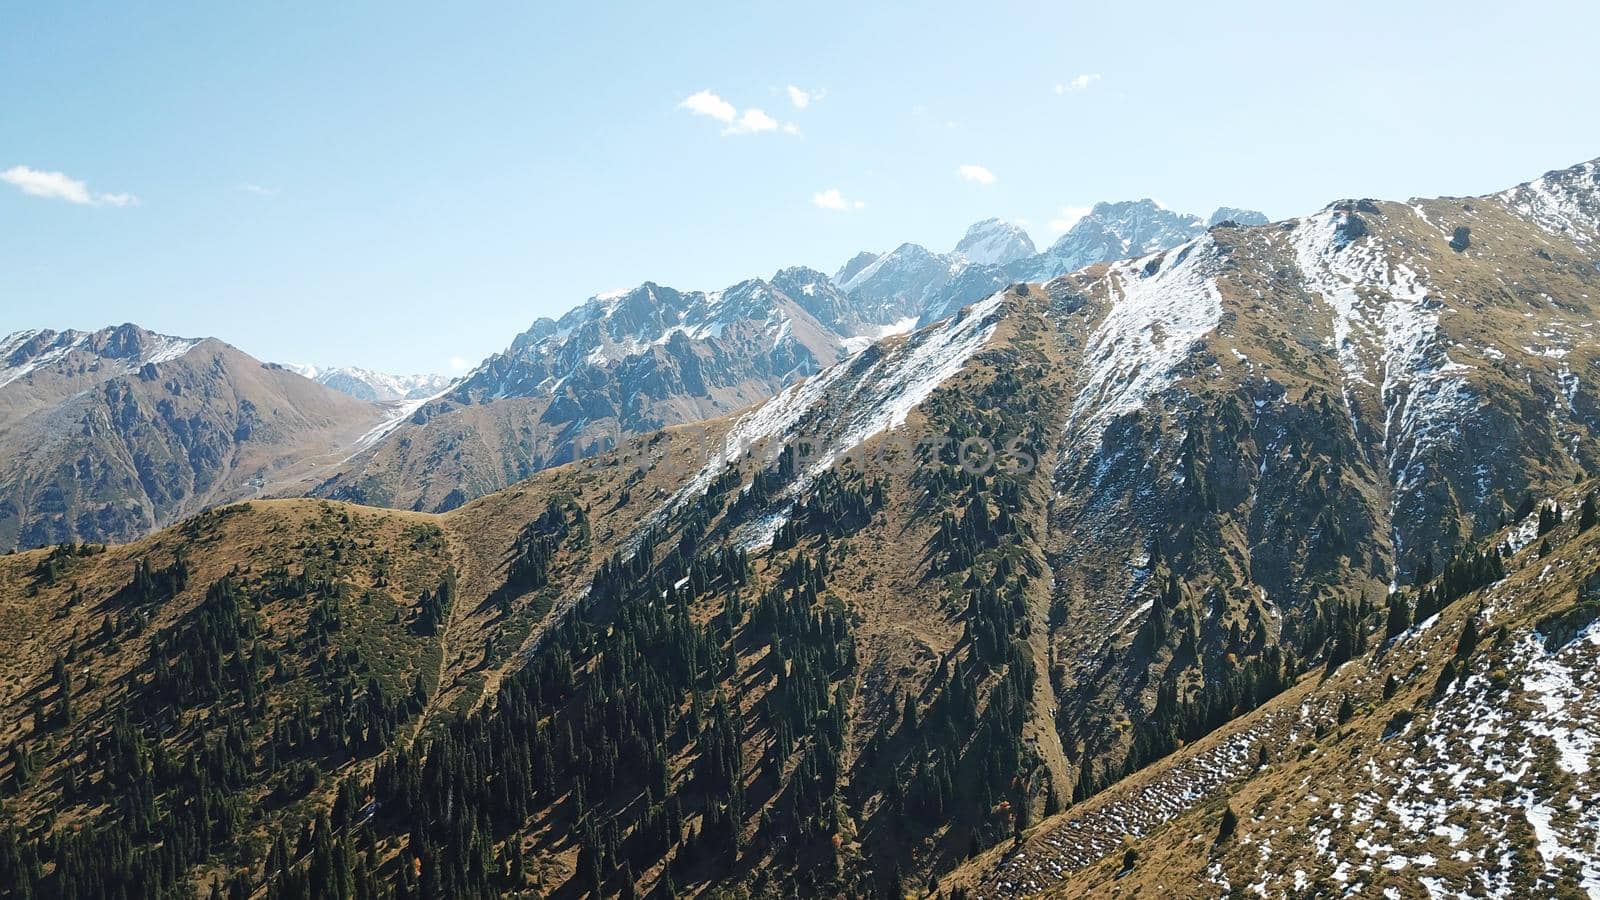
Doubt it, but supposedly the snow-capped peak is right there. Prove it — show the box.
[952,217,1037,266]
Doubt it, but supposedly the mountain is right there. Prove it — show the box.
[2,157,1596,899]
[1026,199,1220,276]
[834,240,961,319]
[281,364,453,402]
[0,324,391,547]
[1207,205,1270,227]
[834,249,881,285]
[311,270,921,512]
[953,217,1037,266]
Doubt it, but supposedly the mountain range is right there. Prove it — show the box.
[309,199,1268,515]
[0,157,1596,898]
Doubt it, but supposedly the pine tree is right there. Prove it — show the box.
[1217,805,1238,843]
[1579,492,1597,533]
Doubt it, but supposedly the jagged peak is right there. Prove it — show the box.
[833,250,881,286]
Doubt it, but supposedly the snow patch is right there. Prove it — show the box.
[1065,235,1226,446]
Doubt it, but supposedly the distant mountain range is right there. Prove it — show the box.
[281,364,453,402]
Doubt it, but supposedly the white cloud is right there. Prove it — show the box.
[679,90,794,137]
[239,183,278,197]
[679,89,737,123]
[448,356,472,372]
[786,85,812,109]
[812,188,865,211]
[1048,205,1093,234]
[724,107,778,135]
[957,164,997,186]
[1054,73,1102,94]
[2,165,137,206]
[782,122,802,136]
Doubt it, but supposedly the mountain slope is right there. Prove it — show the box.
[960,478,1600,899]
[0,325,391,547]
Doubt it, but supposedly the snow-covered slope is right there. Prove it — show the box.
[665,289,1007,546]
[1207,206,1270,227]
[835,242,960,319]
[1065,235,1227,447]
[1289,203,1475,505]
[446,272,863,406]
[1496,159,1600,247]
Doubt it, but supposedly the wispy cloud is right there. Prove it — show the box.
[812,188,865,211]
[957,164,997,186]
[678,89,795,137]
[2,165,137,206]
[1048,205,1093,234]
[1054,73,1101,94]
[786,85,812,109]
[239,183,278,197]
[448,356,473,372]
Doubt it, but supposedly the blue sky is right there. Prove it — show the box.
[5,0,1600,375]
